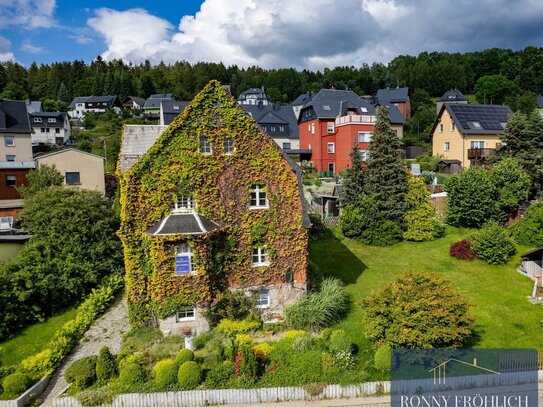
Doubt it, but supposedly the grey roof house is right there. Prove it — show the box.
[160,100,190,126]
[376,86,411,120]
[68,96,121,119]
[437,89,469,113]
[237,88,271,106]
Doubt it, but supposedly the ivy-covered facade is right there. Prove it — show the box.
[118,81,310,335]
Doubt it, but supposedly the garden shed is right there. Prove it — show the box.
[438,159,462,174]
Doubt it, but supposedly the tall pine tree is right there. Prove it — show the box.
[364,107,408,224]
[57,82,70,103]
[340,143,365,207]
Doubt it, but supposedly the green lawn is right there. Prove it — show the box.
[0,307,76,368]
[310,227,543,363]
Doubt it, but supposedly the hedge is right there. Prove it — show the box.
[18,274,123,377]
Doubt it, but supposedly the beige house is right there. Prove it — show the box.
[432,104,512,169]
[35,149,105,195]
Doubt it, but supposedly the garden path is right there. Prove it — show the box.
[38,296,129,407]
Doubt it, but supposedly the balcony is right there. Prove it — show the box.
[467,148,496,160]
[335,114,376,126]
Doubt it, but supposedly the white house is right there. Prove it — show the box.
[29,112,71,145]
[68,96,121,119]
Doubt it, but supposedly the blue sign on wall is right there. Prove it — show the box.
[175,255,191,274]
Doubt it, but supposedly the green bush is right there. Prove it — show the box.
[177,361,202,390]
[153,359,178,390]
[291,334,314,352]
[118,363,146,387]
[2,372,32,396]
[404,177,443,241]
[237,343,257,382]
[75,388,115,407]
[95,346,116,384]
[193,332,212,350]
[374,344,391,371]
[216,318,261,336]
[203,291,256,327]
[512,202,543,247]
[472,221,516,265]
[329,330,351,355]
[204,361,234,389]
[284,278,349,331]
[363,272,474,348]
[175,349,194,366]
[0,366,15,382]
[64,356,97,389]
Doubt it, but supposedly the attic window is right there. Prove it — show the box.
[360,107,368,113]
[469,121,482,129]
[173,105,180,110]
[33,118,42,123]
[323,105,331,111]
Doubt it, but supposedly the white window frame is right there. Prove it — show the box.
[249,184,268,209]
[175,246,197,275]
[358,132,372,143]
[360,150,369,161]
[5,155,15,162]
[5,175,16,188]
[33,117,42,123]
[444,142,450,152]
[327,122,334,133]
[199,136,212,154]
[224,137,234,154]
[252,246,269,267]
[279,125,285,132]
[256,289,270,308]
[327,142,335,153]
[311,123,315,134]
[471,141,485,149]
[48,118,56,123]
[4,136,14,147]
[172,196,196,213]
[176,305,196,321]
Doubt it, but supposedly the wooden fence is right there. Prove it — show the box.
[430,196,447,216]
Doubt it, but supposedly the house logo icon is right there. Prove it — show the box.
[429,358,500,384]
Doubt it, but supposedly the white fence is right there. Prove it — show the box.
[54,381,390,407]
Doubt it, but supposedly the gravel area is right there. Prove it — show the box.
[38,296,129,406]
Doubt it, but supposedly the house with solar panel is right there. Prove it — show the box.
[431,103,512,170]
[118,81,310,336]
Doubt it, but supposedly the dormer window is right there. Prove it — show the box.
[172,196,196,213]
[200,136,212,154]
[175,246,197,275]
[249,184,268,209]
[252,246,269,267]
[33,117,42,123]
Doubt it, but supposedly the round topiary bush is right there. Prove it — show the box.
[329,329,351,355]
[64,356,97,389]
[2,372,32,396]
[177,361,202,390]
[175,349,194,366]
[118,363,146,388]
[96,346,117,384]
[374,344,391,371]
[471,221,516,265]
[204,361,234,389]
[153,359,178,390]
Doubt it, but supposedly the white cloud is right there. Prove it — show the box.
[0,0,57,29]
[0,36,16,62]
[88,0,543,69]
[20,40,45,54]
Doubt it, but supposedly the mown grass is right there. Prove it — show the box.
[0,307,77,368]
[310,226,543,375]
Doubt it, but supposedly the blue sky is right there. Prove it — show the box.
[1,0,543,69]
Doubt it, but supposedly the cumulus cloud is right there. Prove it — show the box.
[0,36,16,62]
[88,0,543,69]
[0,0,57,29]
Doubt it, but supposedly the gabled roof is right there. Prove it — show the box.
[144,93,174,109]
[290,91,314,107]
[242,104,299,139]
[29,111,67,128]
[161,100,190,115]
[0,100,31,133]
[374,102,405,125]
[238,88,269,98]
[34,148,105,161]
[440,89,467,102]
[146,212,221,236]
[376,87,409,104]
[126,96,146,106]
[68,96,118,109]
[118,125,167,173]
[300,89,376,119]
[436,104,512,135]
[537,96,543,109]
[25,100,42,114]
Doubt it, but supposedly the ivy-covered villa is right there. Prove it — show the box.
[118,81,310,335]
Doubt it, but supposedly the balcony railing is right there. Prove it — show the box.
[467,148,496,160]
[335,114,376,126]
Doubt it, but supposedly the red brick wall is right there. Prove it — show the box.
[0,169,30,200]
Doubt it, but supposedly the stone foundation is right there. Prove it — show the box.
[158,305,210,336]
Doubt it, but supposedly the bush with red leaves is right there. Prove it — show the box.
[449,239,477,260]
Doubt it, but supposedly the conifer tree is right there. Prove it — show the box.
[404,176,443,241]
[364,107,408,224]
[340,143,365,207]
[57,82,70,103]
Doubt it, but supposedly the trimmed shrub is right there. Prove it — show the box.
[449,239,477,260]
[175,349,194,365]
[118,362,146,387]
[95,346,116,384]
[374,344,391,371]
[329,330,351,355]
[234,334,252,347]
[363,272,474,348]
[153,359,178,390]
[284,278,348,331]
[472,221,516,265]
[177,361,202,390]
[216,318,261,336]
[2,372,32,396]
[236,344,257,382]
[253,342,273,356]
[284,330,306,339]
[64,356,97,389]
[512,202,543,247]
[204,361,234,389]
